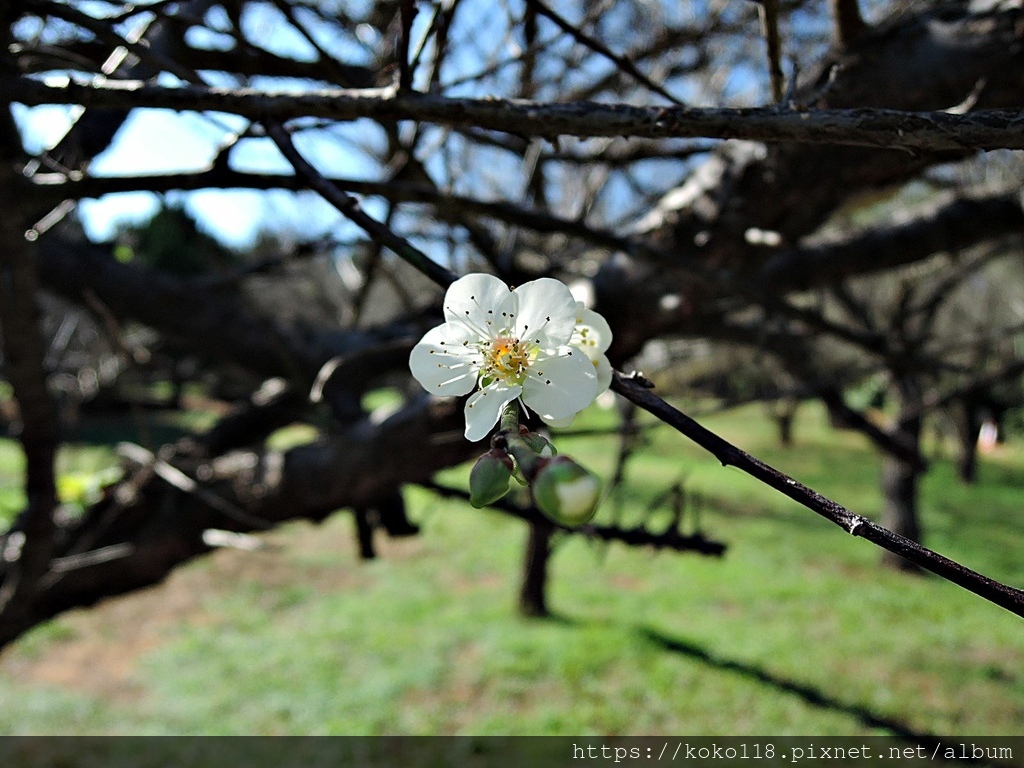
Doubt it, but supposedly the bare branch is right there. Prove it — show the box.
[831,0,867,48]
[10,77,1024,152]
[34,235,392,389]
[12,38,378,84]
[522,0,684,105]
[422,483,727,556]
[610,372,1024,621]
[263,121,458,288]
[760,193,1024,291]
[755,0,785,103]
[397,0,416,91]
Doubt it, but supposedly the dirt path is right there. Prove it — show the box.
[0,517,420,702]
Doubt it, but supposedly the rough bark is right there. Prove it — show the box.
[9,81,1024,153]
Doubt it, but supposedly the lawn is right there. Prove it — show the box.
[0,401,1022,735]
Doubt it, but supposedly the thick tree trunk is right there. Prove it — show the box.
[0,104,60,636]
[519,519,554,618]
[768,398,798,447]
[880,454,922,572]
[949,399,981,485]
[880,383,923,572]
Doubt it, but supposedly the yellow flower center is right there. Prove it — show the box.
[483,336,534,384]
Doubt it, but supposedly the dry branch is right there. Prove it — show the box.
[8,77,1024,152]
[610,373,1024,620]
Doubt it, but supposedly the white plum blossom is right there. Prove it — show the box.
[409,274,610,441]
[542,302,614,429]
[570,302,613,395]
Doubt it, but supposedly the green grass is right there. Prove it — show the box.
[0,402,1022,735]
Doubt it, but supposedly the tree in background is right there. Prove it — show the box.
[2,0,1024,645]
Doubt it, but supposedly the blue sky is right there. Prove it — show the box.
[11,0,776,250]
[12,1,387,248]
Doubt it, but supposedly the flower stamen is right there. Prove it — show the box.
[481,336,535,385]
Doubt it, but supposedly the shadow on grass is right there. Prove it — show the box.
[638,626,942,744]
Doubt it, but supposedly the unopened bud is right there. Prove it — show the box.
[469,449,515,508]
[531,455,601,527]
[519,428,557,457]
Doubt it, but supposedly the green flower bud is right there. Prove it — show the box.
[519,428,557,457]
[531,456,601,527]
[469,449,515,508]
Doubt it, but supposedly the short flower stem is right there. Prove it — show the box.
[498,403,545,480]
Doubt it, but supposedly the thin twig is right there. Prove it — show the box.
[263,120,457,289]
[522,0,684,105]
[610,371,1024,620]
[757,0,785,103]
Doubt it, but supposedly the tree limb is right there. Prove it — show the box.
[760,193,1024,291]
[610,372,1024,621]
[9,77,1024,152]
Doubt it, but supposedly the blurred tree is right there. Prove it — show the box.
[118,203,234,276]
[1,0,1024,642]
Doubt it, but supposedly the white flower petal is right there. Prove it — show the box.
[593,353,613,395]
[409,324,480,396]
[575,305,613,354]
[464,381,522,441]
[522,348,597,419]
[512,278,578,348]
[541,413,576,429]
[443,273,511,333]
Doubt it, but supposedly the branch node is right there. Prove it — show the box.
[845,515,868,536]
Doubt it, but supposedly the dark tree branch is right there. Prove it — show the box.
[11,38,379,84]
[26,169,629,251]
[422,483,727,556]
[24,0,204,85]
[610,372,1024,621]
[815,387,927,472]
[760,193,1024,291]
[756,0,785,103]
[262,0,365,88]
[831,0,867,48]
[9,77,1024,152]
[906,358,1024,429]
[397,0,416,91]
[522,0,684,106]
[263,120,458,288]
[34,236,397,395]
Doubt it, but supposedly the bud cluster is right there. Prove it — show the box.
[467,424,601,527]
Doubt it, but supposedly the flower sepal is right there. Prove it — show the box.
[519,426,557,458]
